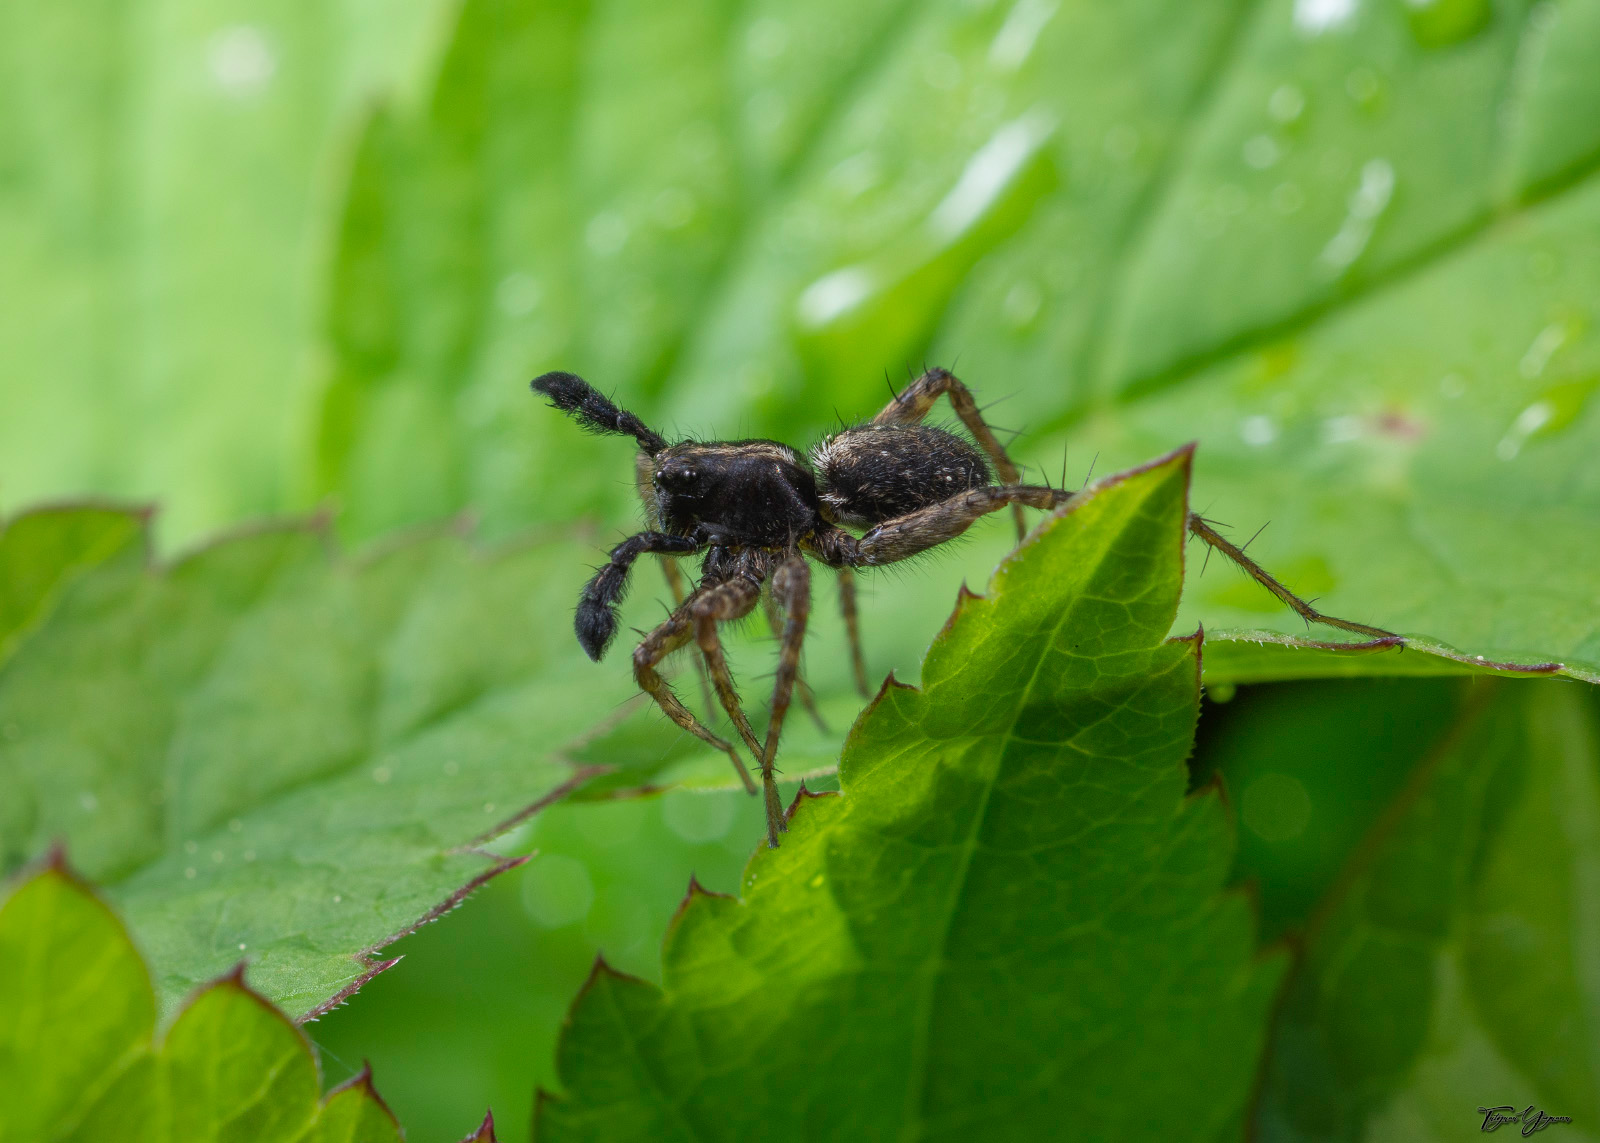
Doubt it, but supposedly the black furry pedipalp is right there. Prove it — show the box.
[574,530,702,660]
[574,563,626,661]
[531,371,669,455]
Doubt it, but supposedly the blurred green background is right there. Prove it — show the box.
[6,0,1600,1137]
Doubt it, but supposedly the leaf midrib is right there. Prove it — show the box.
[893,512,1146,1141]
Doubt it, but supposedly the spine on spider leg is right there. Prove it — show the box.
[530,371,669,454]
[574,532,696,660]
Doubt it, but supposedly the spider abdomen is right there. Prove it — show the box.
[812,424,991,528]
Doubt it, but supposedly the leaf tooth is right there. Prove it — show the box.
[783,782,838,831]
[458,1108,497,1143]
[325,1060,398,1130]
[299,957,402,1024]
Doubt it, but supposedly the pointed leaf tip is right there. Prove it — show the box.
[460,1109,497,1143]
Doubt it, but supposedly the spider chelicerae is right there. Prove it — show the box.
[531,368,1394,847]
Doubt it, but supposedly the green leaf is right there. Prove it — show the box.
[0,505,683,1018]
[1192,677,1473,942]
[537,448,1285,1142]
[0,506,146,668]
[1254,679,1600,1141]
[304,0,1600,689]
[0,858,409,1143]
[0,0,453,544]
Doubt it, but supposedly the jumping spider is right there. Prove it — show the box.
[531,368,1394,848]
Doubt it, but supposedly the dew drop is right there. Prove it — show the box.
[798,267,875,327]
[928,110,1055,240]
[1518,322,1568,379]
[1240,415,1278,446]
[1003,280,1042,327]
[79,792,98,812]
[746,90,787,138]
[1268,84,1306,124]
[1270,182,1306,214]
[989,0,1059,71]
[1321,415,1363,443]
[1496,400,1554,460]
[521,855,595,928]
[663,790,737,842]
[585,212,629,257]
[652,187,695,229]
[1344,67,1382,107]
[1243,134,1282,170]
[827,152,882,199]
[745,17,789,60]
[1294,0,1357,35]
[496,272,541,317]
[372,765,392,784]
[208,25,276,97]
[1318,158,1394,273]
[184,867,197,880]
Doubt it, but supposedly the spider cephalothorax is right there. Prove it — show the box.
[530,368,1394,847]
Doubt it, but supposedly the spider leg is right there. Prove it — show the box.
[632,591,758,796]
[837,567,871,698]
[758,555,811,847]
[812,484,1072,567]
[763,592,828,733]
[1186,515,1397,640]
[870,367,1028,541]
[691,571,769,767]
[636,452,716,716]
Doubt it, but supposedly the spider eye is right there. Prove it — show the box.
[655,465,696,489]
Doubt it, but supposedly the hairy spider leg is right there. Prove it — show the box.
[871,367,1029,542]
[812,484,1070,566]
[762,592,829,733]
[636,451,716,717]
[836,567,871,698]
[808,481,1400,641]
[758,555,811,847]
[1186,516,1396,640]
[633,585,759,797]
[690,569,770,766]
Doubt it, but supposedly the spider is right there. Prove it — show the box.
[530,367,1394,847]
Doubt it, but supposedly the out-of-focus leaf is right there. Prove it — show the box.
[0,0,455,544]
[0,505,146,667]
[311,788,775,1142]
[537,449,1285,1142]
[1254,679,1600,1141]
[0,504,713,1018]
[1084,170,1600,682]
[310,0,1247,539]
[0,857,410,1143]
[307,0,1600,690]
[1192,677,1470,941]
